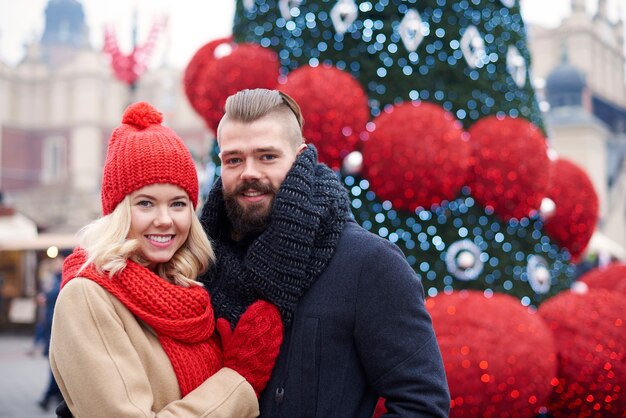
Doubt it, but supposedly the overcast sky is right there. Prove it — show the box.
[0,0,622,69]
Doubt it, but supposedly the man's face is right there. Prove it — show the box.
[219,115,306,238]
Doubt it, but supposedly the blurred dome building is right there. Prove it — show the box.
[545,57,588,108]
[528,0,626,261]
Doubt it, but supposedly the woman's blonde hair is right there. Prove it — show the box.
[77,196,214,287]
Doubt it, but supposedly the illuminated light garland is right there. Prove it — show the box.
[361,101,470,212]
[278,64,370,169]
[542,158,599,262]
[183,40,281,132]
[538,289,626,417]
[467,116,550,221]
[427,291,557,417]
[103,16,167,87]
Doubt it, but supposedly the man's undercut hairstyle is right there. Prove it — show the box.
[220,88,304,148]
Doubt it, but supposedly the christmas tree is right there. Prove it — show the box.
[184,0,624,416]
[222,0,580,306]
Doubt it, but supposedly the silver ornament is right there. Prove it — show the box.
[399,9,425,53]
[342,151,363,175]
[527,255,551,294]
[330,0,359,34]
[445,239,484,281]
[243,0,255,12]
[507,45,527,87]
[460,25,486,69]
[539,197,556,221]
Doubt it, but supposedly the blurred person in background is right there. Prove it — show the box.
[37,254,64,410]
[27,257,61,357]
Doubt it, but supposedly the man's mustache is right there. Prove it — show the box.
[234,180,275,195]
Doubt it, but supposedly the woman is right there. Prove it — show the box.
[50,102,283,418]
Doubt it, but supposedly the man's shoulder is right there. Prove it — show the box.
[339,219,401,254]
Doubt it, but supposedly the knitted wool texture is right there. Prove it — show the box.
[218,301,284,397]
[101,101,198,215]
[199,145,351,326]
[62,249,221,396]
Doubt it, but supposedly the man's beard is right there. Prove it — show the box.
[224,180,277,240]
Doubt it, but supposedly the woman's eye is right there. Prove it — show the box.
[137,200,152,207]
[172,201,187,208]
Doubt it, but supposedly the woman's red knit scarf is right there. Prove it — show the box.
[61,248,223,396]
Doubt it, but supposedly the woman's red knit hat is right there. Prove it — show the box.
[101,102,198,215]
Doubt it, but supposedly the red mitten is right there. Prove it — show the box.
[216,318,233,347]
[219,300,283,397]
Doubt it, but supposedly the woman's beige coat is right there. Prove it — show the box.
[50,278,259,418]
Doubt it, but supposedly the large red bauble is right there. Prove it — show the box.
[183,39,280,133]
[542,158,598,261]
[579,263,626,295]
[183,37,231,118]
[538,289,626,417]
[426,291,556,417]
[278,64,369,170]
[468,116,550,220]
[361,101,470,212]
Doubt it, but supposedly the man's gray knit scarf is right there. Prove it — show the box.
[199,145,351,326]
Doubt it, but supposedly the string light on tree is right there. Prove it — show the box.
[279,0,303,20]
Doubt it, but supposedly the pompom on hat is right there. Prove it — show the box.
[101,102,198,215]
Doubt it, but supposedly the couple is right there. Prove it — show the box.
[50,89,450,417]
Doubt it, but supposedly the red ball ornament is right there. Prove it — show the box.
[361,101,470,212]
[426,291,557,417]
[184,39,280,132]
[468,116,550,220]
[542,158,599,261]
[184,37,231,119]
[538,289,626,417]
[278,64,370,170]
[579,262,626,295]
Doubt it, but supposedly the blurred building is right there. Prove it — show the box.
[0,0,210,234]
[528,0,626,259]
[0,0,210,329]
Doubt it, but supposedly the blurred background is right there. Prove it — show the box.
[0,0,625,417]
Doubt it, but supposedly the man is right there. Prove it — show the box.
[200,88,450,417]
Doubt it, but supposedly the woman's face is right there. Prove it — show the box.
[127,184,192,271]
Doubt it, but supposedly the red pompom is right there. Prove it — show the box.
[362,101,470,212]
[122,101,163,128]
[184,40,280,133]
[579,263,626,295]
[426,291,557,417]
[542,158,598,261]
[278,64,370,170]
[538,289,626,417]
[468,116,550,220]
